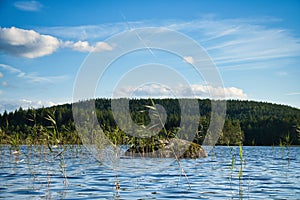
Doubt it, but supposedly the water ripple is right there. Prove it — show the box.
[0,146,299,199]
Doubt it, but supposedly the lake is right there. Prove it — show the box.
[0,145,299,199]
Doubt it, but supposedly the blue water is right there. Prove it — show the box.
[0,145,299,199]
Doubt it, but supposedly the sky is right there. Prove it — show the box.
[0,0,300,113]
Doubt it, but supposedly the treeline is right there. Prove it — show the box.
[0,98,299,146]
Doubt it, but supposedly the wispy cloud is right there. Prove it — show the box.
[0,64,68,83]
[33,17,300,71]
[276,71,288,76]
[37,24,129,40]
[1,17,299,72]
[14,1,43,12]
[0,72,3,78]
[167,18,300,71]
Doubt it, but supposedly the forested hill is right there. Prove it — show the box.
[0,99,299,146]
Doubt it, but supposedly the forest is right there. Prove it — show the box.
[0,98,299,147]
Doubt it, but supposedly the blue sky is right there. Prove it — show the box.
[0,0,300,112]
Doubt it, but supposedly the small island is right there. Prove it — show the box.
[124,138,207,159]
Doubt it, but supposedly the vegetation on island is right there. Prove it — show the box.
[0,98,299,147]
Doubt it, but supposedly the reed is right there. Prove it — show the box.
[279,132,293,166]
[6,110,71,188]
[228,140,245,198]
[7,133,20,152]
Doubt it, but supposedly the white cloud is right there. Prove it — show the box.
[183,56,194,64]
[0,27,60,58]
[0,72,3,78]
[14,1,43,12]
[69,41,92,52]
[114,83,247,100]
[186,84,247,99]
[63,41,113,52]
[94,42,114,51]
[0,64,68,83]
[0,99,57,113]
[0,27,114,58]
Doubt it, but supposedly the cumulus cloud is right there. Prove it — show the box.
[114,83,247,100]
[14,1,43,12]
[68,41,92,52]
[0,99,56,113]
[0,27,60,58]
[183,56,194,64]
[0,27,114,58]
[189,84,247,99]
[63,41,113,52]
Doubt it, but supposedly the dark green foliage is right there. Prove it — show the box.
[226,100,300,145]
[0,98,299,145]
